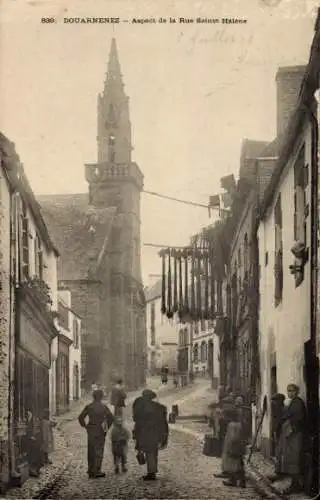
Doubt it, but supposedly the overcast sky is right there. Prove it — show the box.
[1,0,318,285]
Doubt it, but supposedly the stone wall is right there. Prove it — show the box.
[0,165,11,488]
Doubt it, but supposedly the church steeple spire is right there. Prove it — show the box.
[105,38,122,86]
[97,38,132,165]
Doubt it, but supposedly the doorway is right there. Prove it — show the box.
[270,356,277,457]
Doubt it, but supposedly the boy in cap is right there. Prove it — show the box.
[110,416,130,474]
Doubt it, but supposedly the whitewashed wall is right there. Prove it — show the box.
[258,122,312,441]
[58,290,82,402]
[146,295,180,371]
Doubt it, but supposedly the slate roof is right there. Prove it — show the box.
[0,133,59,255]
[37,193,116,281]
[145,279,162,302]
[260,8,320,217]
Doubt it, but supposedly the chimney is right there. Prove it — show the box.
[276,65,306,137]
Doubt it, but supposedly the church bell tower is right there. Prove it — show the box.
[97,38,132,166]
[85,38,146,390]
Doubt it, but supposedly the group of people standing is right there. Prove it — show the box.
[268,383,307,495]
[211,391,248,488]
[78,378,169,481]
[210,383,307,495]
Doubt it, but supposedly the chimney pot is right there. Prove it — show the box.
[276,65,306,137]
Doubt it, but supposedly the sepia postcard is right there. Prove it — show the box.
[0,0,319,499]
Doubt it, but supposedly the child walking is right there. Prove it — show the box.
[110,416,130,474]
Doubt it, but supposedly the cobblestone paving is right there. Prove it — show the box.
[42,393,261,499]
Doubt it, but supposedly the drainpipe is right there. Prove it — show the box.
[302,92,319,496]
[7,181,14,480]
[313,87,320,495]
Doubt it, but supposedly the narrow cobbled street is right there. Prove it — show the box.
[38,386,261,500]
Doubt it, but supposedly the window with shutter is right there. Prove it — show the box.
[294,145,307,244]
[150,303,156,345]
[34,234,43,280]
[21,202,30,279]
[274,195,283,307]
[293,145,309,287]
[193,343,199,363]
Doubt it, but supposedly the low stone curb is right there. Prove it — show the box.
[169,422,286,500]
[245,461,284,500]
[2,427,74,500]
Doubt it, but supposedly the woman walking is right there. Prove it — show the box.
[221,408,246,488]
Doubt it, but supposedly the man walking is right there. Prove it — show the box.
[132,389,169,481]
[110,378,127,417]
[78,389,114,478]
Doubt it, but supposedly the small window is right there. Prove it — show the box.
[73,318,79,348]
[201,341,207,363]
[200,317,206,331]
[193,343,199,363]
[265,251,268,267]
[34,235,43,281]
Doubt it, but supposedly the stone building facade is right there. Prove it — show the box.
[223,138,277,404]
[0,135,17,490]
[38,38,146,391]
[258,24,320,493]
[58,288,82,403]
[145,279,179,374]
[0,133,59,489]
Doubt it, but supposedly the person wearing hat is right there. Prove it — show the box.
[110,415,130,474]
[132,389,169,481]
[78,389,114,478]
[110,378,127,417]
[274,384,307,494]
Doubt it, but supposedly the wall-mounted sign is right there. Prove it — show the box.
[19,312,51,368]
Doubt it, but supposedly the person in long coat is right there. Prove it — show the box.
[132,389,169,481]
[277,383,307,494]
[78,389,114,478]
[221,408,246,488]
